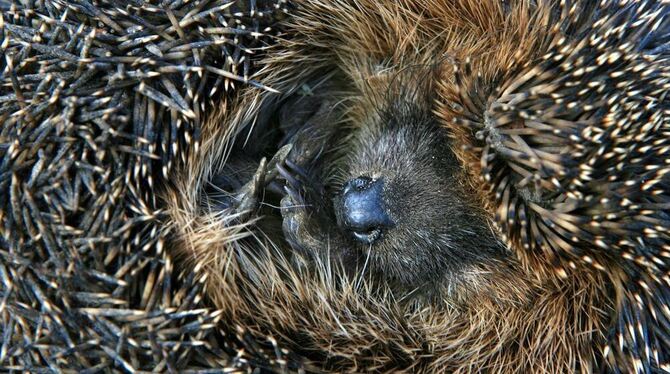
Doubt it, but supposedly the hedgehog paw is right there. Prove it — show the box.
[228,145,293,220]
[278,159,329,255]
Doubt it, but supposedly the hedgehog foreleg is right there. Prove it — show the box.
[276,99,345,265]
[279,159,341,262]
[225,144,293,220]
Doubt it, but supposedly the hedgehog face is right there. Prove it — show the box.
[325,104,506,293]
[273,77,507,298]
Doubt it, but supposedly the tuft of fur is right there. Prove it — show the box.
[166,0,669,372]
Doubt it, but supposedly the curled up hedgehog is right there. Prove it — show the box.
[1,0,670,373]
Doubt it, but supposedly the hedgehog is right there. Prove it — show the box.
[166,0,670,372]
[2,0,670,373]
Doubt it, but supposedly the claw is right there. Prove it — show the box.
[285,158,325,197]
[285,159,310,181]
[234,157,268,219]
[283,185,306,207]
[266,180,284,196]
[277,163,301,190]
[264,144,292,182]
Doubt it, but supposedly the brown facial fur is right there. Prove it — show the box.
[163,0,670,372]
[264,70,511,303]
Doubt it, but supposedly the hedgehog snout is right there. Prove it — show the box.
[337,176,395,244]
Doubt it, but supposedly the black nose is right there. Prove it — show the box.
[340,176,394,244]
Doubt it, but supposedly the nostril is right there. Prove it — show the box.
[339,177,394,244]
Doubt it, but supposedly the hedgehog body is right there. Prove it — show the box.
[169,0,670,372]
[1,0,669,373]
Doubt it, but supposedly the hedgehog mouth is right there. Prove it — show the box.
[352,228,383,243]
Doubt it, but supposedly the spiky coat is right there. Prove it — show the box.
[0,0,293,371]
[2,0,669,373]
[168,0,670,372]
